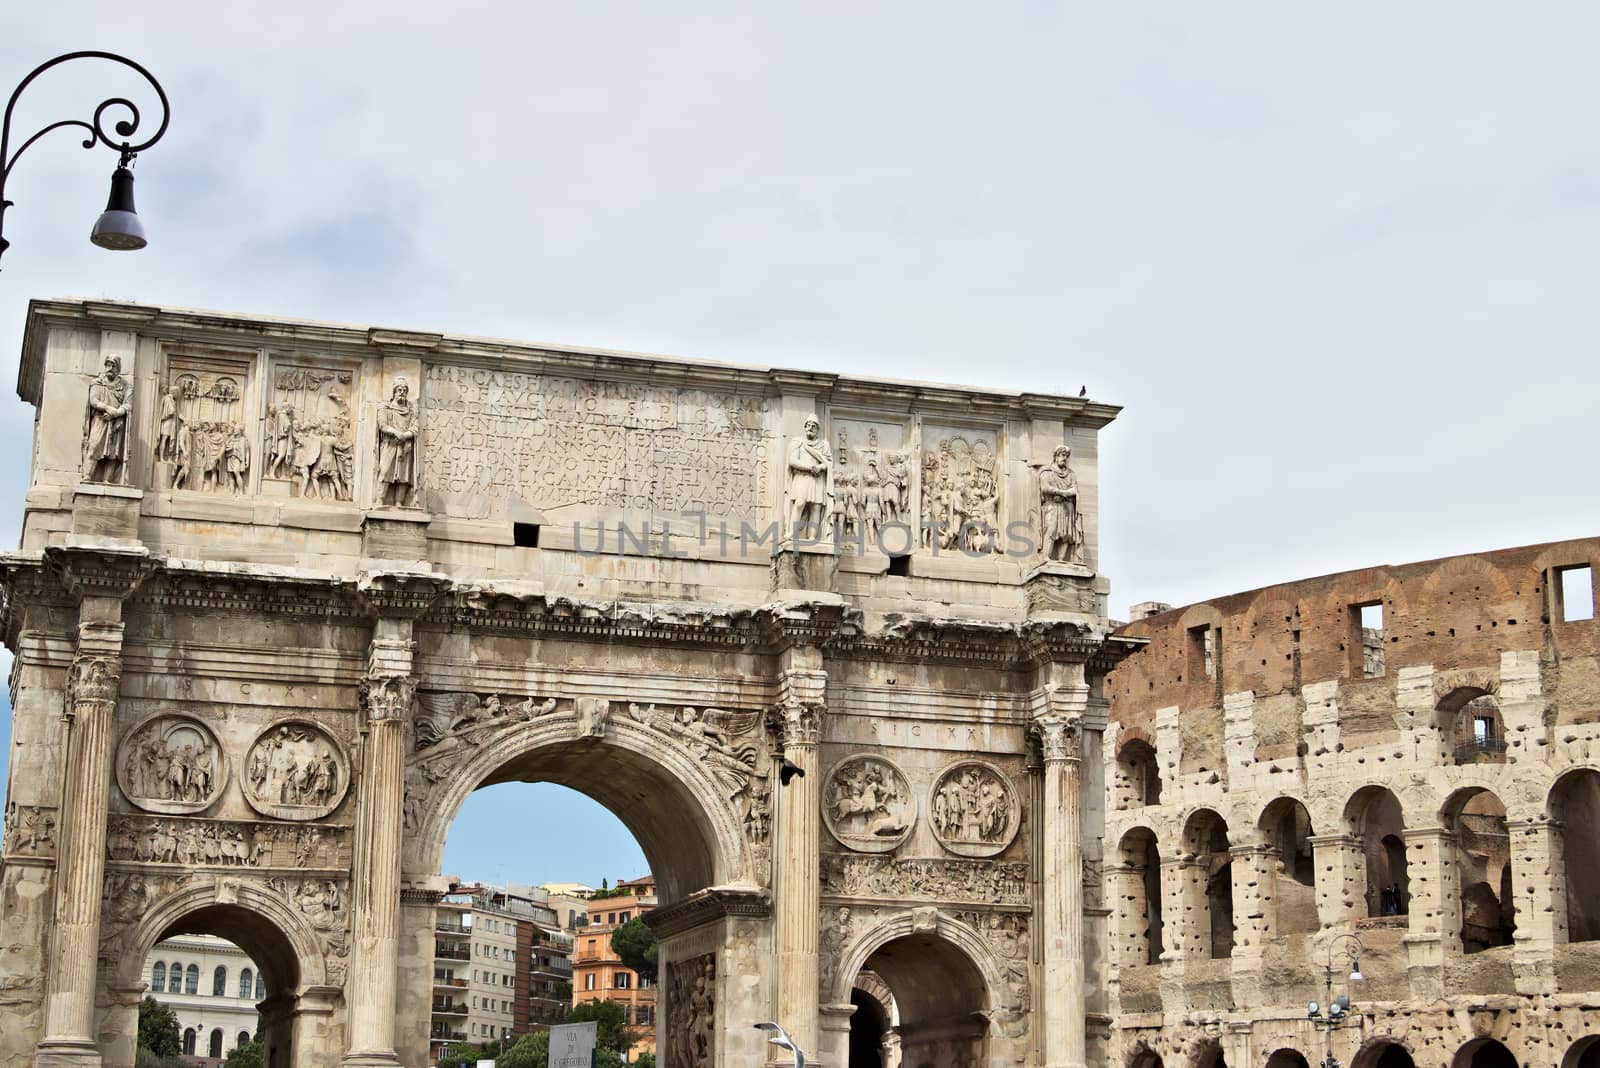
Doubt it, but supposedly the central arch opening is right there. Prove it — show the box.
[845,932,991,1067]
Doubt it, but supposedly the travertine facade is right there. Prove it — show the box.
[0,298,1135,1068]
[1104,540,1600,1068]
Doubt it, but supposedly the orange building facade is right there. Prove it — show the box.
[572,875,658,1060]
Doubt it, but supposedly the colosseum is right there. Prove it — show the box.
[1102,538,1600,1068]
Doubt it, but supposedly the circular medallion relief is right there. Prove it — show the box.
[241,720,350,821]
[116,714,228,814]
[929,760,1020,858]
[823,755,915,853]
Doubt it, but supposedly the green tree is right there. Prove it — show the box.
[136,996,181,1058]
[609,916,658,983]
[634,1053,656,1068]
[223,1037,264,1068]
[496,1031,547,1068]
[437,1041,486,1068]
[567,999,635,1055]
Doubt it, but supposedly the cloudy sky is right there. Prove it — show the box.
[2,3,1595,885]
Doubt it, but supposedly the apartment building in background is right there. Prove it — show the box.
[572,875,657,1059]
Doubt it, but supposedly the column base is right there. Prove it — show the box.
[34,1039,101,1068]
[341,1049,400,1067]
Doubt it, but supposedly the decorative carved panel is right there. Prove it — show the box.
[265,361,357,500]
[664,952,716,1068]
[116,714,228,815]
[920,424,1001,553]
[823,754,915,853]
[242,720,350,820]
[929,760,1021,858]
[157,352,253,494]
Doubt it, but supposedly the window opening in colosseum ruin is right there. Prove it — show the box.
[1443,788,1515,953]
[1563,1036,1600,1068]
[1264,1050,1310,1068]
[1181,809,1234,959]
[1117,739,1162,808]
[1356,602,1386,677]
[1344,786,1409,919]
[1117,828,1165,966]
[847,972,895,1068]
[1557,564,1596,622]
[1189,625,1216,679]
[1552,769,1600,942]
[1353,1043,1417,1068]
[1451,1037,1517,1068]
[1260,798,1318,935]
[851,932,990,1066]
[1438,688,1506,765]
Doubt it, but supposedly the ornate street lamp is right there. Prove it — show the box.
[0,51,170,265]
[1307,932,1366,1068]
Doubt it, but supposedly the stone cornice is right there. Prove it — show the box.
[355,570,450,620]
[44,544,158,601]
[642,886,771,939]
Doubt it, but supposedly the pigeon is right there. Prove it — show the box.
[1079,385,1087,397]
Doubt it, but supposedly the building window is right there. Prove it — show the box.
[1354,602,1385,677]
[584,973,595,991]
[183,1029,196,1056]
[151,962,165,991]
[1558,565,1595,622]
[213,965,227,997]
[615,973,630,989]
[239,968,254,999]
[168,962,183,993]
[1188,624,1215,679]
[209,1029,224,1059]
[237,1031,251,1049]
[255,974,264,1000]
[185,964,199,994]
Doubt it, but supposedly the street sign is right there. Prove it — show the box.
[549,1020,599,1068]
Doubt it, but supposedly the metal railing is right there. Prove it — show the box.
[1454,735,1508,763]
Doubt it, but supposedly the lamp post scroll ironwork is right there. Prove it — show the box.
[0,50,170,264]
[1307,932,1367,1068]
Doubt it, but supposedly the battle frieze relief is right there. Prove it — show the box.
[821,853,1030,905]
[117,714,228,815]
[823,754,915,853]
[243,720,350,821]
[108,814,350,870]
[3,803,56,858]
[929,760,1021,858]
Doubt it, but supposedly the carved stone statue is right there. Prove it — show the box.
[154,385,180,462]
[376,377,418,507]
[83,355,132,483]
[1039,445,1085,564]
[786,416,832,537]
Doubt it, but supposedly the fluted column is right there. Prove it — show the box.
[343,623,416,1067]
[35,626,123,1068]
[1037,716,1085,1068]
[774,656,826,1063]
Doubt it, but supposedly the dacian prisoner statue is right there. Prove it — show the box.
[82,354,132,484]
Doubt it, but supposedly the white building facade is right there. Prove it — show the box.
[143,934,260,1062]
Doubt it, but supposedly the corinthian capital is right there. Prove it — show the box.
[775,701,823,749]
[361,674,415,723]
[1033,716,1079,764]
[67,654,120,709]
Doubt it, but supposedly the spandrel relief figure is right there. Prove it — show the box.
[82,354,132,484]
[376,376,418,507]
[786,415,832,538]
[1039,444,1086,564]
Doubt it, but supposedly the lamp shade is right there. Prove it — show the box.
[90,163,147,251]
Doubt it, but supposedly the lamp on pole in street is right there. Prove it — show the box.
[1307,932,1367,1068]
[0,50,170,266]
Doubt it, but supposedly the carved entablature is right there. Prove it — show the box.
[929,760,1021,858]
[265,360,357,501]
[116,713,228,814]
[156,350,254,495]
[824,755,915,854]
[821,853,1031,906]
[242,720,350,821]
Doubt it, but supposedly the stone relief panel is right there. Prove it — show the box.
[265,362,356,501]
[242,720,350,821]
[664,952,716,1068]
[823,754,915,853]
[818,905,854,994]
[920,425,1000,552]
[269,875,352,986]
[420,364,773,522]
[3,803,56,857]
[116,714,228,815]
[156,353,253,494]
[821,854,1030,905]
[956,909,1031,1032]
[830,418,910,546]
[414,691,560,753]
[929,760,1021,858]
[107,815,349,870]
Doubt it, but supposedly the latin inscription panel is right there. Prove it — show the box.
[421,365,775,521]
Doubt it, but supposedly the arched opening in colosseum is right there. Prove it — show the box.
[130,903,305,1068]
[1259,797,1317,935]
[1117,738,1162,809]
[1264,1050,1310,1068]
[1190,1037,1228,1068]
[1450,1037,1517,1068]
[1117,827,1165,965]
[1563,1036,1600,1068]
[1128,1043,1165,1068]
[1181,809,1234,960]
[1443,787,1515,953]
[853,932,991,1068]
[1352,1040,1416,1068]
[1345,786,1408,918]
[847,972,896,1068]
[1438,688,1507,766]
[1551,768,1600,942]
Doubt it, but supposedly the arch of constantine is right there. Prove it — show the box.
[2,298,1597,1068]
[0,299,1135,1067]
